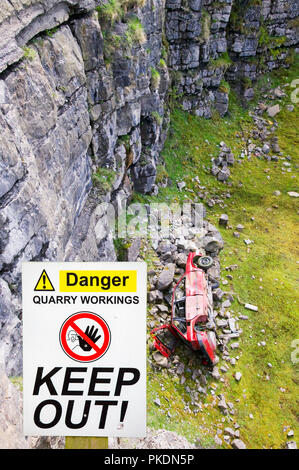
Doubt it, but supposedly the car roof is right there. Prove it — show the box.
[185,251,208,322]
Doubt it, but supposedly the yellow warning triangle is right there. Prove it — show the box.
[34,269,55,291]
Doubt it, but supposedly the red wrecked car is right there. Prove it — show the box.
[151,251,217,367]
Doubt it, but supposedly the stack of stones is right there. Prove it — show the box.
[211,142,235,182]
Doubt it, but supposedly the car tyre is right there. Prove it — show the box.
[194,255,214,270]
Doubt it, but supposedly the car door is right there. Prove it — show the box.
[171,275,188,338]
[150,324,178,357]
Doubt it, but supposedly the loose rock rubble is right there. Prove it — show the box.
[231,438,247,449]
[211,142,234,182]
[209,83,295,184]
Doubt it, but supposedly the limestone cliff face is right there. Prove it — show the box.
[0,0,298,375]
[165,0,233,116]
[166,0,299,113]
[226,0,299,98]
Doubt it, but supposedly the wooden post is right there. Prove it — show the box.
[65,437,108,449]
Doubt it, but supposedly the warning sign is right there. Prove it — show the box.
[22,261,147,437]
[59,312,111,362]
[34,269,55,291]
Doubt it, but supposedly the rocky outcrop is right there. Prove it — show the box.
[165,0,299,111]
[226,0,299,99]
[165,0,233,117]
[0,0,98,74]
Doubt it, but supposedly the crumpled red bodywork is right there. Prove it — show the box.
[151,251,216,366]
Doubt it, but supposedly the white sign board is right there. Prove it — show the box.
[22,262,147,437]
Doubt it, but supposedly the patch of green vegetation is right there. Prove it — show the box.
[288,16,299,30]
[155,163,168,185]
[126,0,146,8]
[151,111,163,126]
[258,26,286,51]
[150,66,161,90]
[9,376,23,391]
[125,16,147,46]
[228,0,246,34]
[229,0,262,36]
[209,51,232,71]
[99,22,142,62]
[285,48,296,66]
[92,167,116,193]
[96,0,147,26]
[134,56,299,448]
[258,25,269,47]
[22,46,37,61]
[161,45,168,60]
[168,74,184,112]
[159,58,167,68]
[199,9,211,43]
[102,32,123,62]
[45,26,59,37]
[96,0,124,25]
[102,15,146,61]
[113,238,131,260]
[242,75,253,90]
[118,134,131,151]
[219,79,230,94]
[270,47,283,60]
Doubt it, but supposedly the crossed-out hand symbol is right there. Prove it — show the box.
[78,325,101,352]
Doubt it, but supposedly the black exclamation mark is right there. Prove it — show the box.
[120,401,128,425]
[43,274,46,290]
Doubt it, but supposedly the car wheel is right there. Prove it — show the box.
[194,255,214,269]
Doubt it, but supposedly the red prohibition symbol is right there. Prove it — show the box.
[59,311,111,362]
